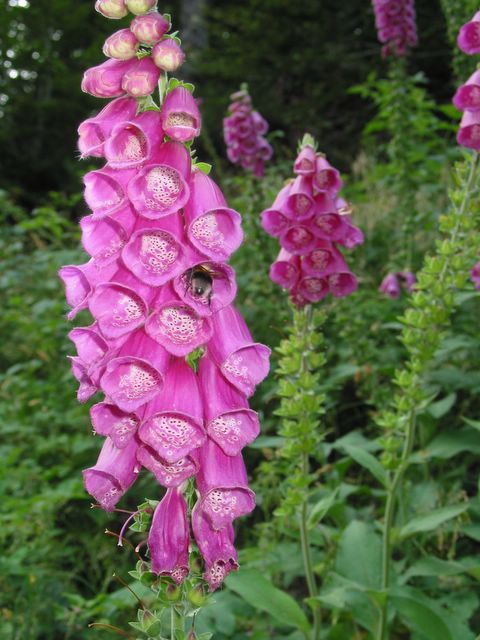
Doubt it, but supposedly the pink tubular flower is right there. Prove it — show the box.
[371,0,418,57]
[139,359,205,462]
[196,438,255,531]
[261,137,362,307]
[379,272,401,298]
[160,87,201,142]
[471,261,480,289]
[63,1,269,587]
[398,270,416,293]
[130,12,170,45]
[207,305,271,397]
[457,11,480,55]
[83,437,139,511]
[149,489,190,583]
[122,57,161,98]
[184,170,243,260]
[457,109,480,150]
[453,70,480,112]
[82,58,135,98]
[152,38,186,72]
[223,86,272,176]
[198,355,260,456]
[103,29,139,60]
[95,0,128,19]
[192,502,238,591]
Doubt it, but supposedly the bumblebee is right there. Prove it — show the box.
[184,264,216,305]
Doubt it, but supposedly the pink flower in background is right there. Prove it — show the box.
[260,137,363,307]
[379,272,401,298]
[61,2,269,593]
[457,11,480,55]
[223,86,272,177]
[371,0,418,57]
[471,261,480,289]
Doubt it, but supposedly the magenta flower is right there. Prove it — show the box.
[398,270,416,293]
[471,261,480,289]
[371,0,418,57]
[260,140,363,307]
[62,1,270,594]
[223,86,272,177]
[149,489,190,583]
[457,11,480,55]
[379,272,401,298]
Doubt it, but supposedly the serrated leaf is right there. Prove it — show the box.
[225,569,310,633]
[399,503,469,540]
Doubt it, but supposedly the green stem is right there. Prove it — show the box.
[376,151,479,640]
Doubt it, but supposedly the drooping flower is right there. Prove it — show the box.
[62,2,269,593]
[371,0,418,57]
[260,137,362,307]
[223,86,272,177]
[379,272,401,298]
[457,11,480,55]
[470,261,480,289]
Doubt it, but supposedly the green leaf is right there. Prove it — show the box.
[403,555,471,581]
[225,569,311,633]
[427,392,456,418]
[411,427,480,461]
[193,162,212,175]
[399,503,469,540]
[307,487,340,529]
[389,586,453,640]
[341,444,388,487]
[335,521,382,589]
[463,417,480,431]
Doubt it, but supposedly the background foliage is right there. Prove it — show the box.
[1,0,480,638]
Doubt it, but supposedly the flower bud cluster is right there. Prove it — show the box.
[371,0,418,57]
[84,5,185,99]
[453,13,480,151]
[260,140,363,307]
[379,271,416,298]
[61,3,270,592]
[223,87,273,177]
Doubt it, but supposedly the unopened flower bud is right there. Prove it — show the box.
[152,38,185,72]
[165,583,182,602]
[103,29,139,60]
[187,584,206,607]
[131,12,170,45]
[126,0,156,16]
[95,0,128,19]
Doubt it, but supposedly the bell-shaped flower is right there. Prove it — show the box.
[198,355,260,456]
[83,166,137,219]
[122,214,186,286]
[100,329,169,411]
[90,402,140,449]
[81,58,135,98]
[128,141,191,218]
[294,145,316,176]
[145,285,213,356]
[173,248,237,317]
[125,0,157,15]
[260,184,292,237]
[95,0,128,19]
[80,212,132,267]
[152,38,186,72]
[139,359,205,462]
[251,110,268,135]
[103,28,139,60]
[195,439,255,531]
[327,271,358,298]
[453,70,480,111]
[269,249,301,290]
[184,170,243,260]
[160,87,201,142]
[122,57,161,98]
[284,176,315,221]
[457,11,480,55]
[470,261,480,289]
[78,97,138,159]
[148,488,190,583]
[192,502,238,592]
[89,267,152,339]
[297,275,329,303]
[130,12,170,45]
[83,437,139,511]
[457,109,480,150]
[59,259,118,320]
[137,446,199,487]
[379,272,401,298]
[313,156,342,195]
[105,110,164,169]
[69,356,100,403]
[280,223,317,256]
[398,271,416,293]
[207,305,270,397]
[303,240,347,276]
